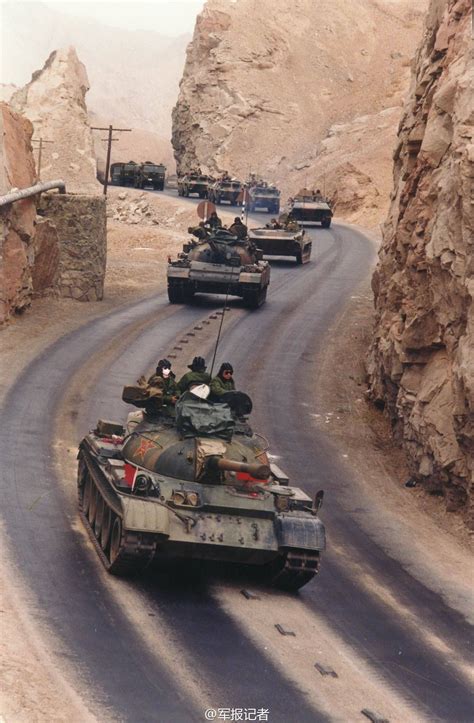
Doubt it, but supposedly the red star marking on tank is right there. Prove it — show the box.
[134,438,156,461]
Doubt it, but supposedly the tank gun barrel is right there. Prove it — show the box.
[208,456,270,479]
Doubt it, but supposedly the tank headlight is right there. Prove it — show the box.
[186,492,200,506]
[172,491,186,505]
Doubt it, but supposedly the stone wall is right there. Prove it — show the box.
[39,194,106,301]
[367,0,473,526]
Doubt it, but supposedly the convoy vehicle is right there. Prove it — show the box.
[290,189,333,228]
[78,387,325,591]
[167,228,270,308]
[135,162,166,191]
[248,184,281,214]
[177,173,212,198]
[208,179,243,206]
[110,162,125,186]
[249,226,312,264]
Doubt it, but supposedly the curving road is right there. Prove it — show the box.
[1,198,472,722]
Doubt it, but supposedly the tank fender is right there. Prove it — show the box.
[121,497,170,536]
[275,515,326,551]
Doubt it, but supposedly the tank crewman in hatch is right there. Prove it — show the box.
[148,359,178,406]
[210,362,235,399]
[206,211,222,231]
[228,217,248,239]
[284,213,300,232]
[177,356,212,394]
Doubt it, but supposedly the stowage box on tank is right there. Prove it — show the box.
[77,389,325,591]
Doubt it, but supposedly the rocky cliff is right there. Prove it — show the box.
[0,103,38,321]
[172,0,426,224]
[10,47,100,194]
[367,0,473,525]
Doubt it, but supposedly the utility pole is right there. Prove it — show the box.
[31,137,54,179]
[91,125,131,195]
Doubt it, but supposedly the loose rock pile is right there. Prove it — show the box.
[107,191,191,228]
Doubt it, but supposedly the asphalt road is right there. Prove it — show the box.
[1,194,472,722]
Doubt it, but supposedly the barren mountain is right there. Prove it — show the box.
[1,1,189,136]
[367,0,473,526]
[173,0,427,225]
[10,47,100,194]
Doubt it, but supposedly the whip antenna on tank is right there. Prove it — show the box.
[209,285,231,377]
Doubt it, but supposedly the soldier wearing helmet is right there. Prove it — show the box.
[177,356,211,394]
[147,358,178,406]
[228,217,248,239]
[210,362,235,400]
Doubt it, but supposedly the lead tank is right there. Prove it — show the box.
[77,387,325,591]
[167,228,270,308]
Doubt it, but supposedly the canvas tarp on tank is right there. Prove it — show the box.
[176,395,235,440]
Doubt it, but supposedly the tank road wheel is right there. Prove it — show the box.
[101,503,113,552]
[88,483,98,526]
[94,494,104,538]
[110,516,123,565]
[81,473,92,516]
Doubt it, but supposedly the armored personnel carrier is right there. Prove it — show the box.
[208,179,243,206]
[249,226,311,264]
[178,173,211,198]
[290,189,333,228]
[167,228,270,308]
[248,184,281,214]
[135,162,166,191]
[77,386,325,591]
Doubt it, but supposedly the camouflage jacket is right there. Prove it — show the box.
[147,372,178,405]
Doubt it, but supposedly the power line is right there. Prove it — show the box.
[91,125,131,195]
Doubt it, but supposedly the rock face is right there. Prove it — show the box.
[172,0,426,224]
[367,0,473,525]
[0,102,38,321]
[10,47,100,194]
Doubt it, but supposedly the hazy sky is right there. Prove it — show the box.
[1,0,206,35]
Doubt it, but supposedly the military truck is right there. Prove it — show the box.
[248,184,281,214]
[167,227,270,308]
[290,189,333,228]
[122,161,139,187]
[135,162,166,191]
[208,179,243,206]
[110,162,125,186]
[178,173,211,198]
[77,385,326,591]
[249,226,311,264]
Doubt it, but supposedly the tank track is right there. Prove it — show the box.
[78,449,157,576]
[271,549,320,591]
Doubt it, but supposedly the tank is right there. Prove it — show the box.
[178,173,212,198]
[135,162,166,191]
[208,179,243,206]
[167,228,271,308]
[249,226,312,264]
[248,185,281,214]
[77,387,325,591]
[290,189,333,228]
